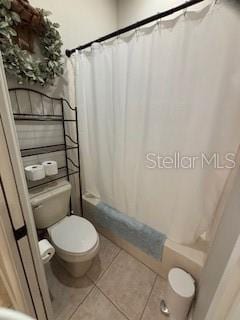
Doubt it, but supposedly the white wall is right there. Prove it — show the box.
[193,167,240,320]
[117,0,184,27]
[31,0,118,51]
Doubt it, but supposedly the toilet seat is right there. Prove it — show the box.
[48,215,99,256]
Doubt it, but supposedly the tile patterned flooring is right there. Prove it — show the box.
[45,234,168,320]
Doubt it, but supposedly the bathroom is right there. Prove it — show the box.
[0,0,240,319]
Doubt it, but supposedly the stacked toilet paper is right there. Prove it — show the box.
[42,160,58,176]
[25,161,58,181]
[25,165,45,181]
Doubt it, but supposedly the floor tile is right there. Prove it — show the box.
[141,276,168,320]
[87,234,120,283]
[45,258,94,320]
[98,250,156,320]
[70,287,127,320]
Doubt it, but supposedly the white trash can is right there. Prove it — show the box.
[163,268,195,320]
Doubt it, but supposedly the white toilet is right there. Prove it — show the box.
[30,180,100,277]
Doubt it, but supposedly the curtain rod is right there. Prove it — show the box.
[65,0,205,57]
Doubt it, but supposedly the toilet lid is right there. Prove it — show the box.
[168,268,195,298]
[49,216,98,254]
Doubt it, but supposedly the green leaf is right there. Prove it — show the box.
[8,27,17,36]
[42,9,52,16]
[37,76,45,83]
[0,8,7,16]
[0,28,10,38]
[1,0,11,9]
[0,21,9,28]
[11,12,21,23]
[25,71,34,77]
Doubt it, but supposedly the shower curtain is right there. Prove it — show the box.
[74,1,240,244]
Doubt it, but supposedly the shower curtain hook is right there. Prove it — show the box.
[135,24,140,39]
[184,1,188,17]
[156,13,161,28]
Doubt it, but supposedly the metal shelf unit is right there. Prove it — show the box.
[20,144,78,157]
[9,87,83,213]
[27,167,79,190]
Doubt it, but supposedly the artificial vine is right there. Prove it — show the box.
[0,0,63,85]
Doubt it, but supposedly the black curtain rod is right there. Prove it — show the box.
[65,0,205,57]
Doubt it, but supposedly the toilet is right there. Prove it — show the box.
[30,180,100,277]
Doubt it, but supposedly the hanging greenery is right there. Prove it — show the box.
[0,0,63,85]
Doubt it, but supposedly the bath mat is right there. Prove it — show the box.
[93,202,166,260]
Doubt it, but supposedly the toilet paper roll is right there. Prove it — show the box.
[42,160,58,176]
[25,165,45,181]
[38,239,55,264]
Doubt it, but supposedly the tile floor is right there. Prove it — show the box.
[45,234,168,320]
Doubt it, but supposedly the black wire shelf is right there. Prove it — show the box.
[20,144,78,157]
[27,167,79,190]
[14,113,63,121]
[13,114,76,122]
[9,87,83,214]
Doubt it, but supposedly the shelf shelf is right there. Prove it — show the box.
[14,114,63,121]
[21,144,78,157]
[10,87,83,213]
[27,167,79,190]
[13,114,77,122]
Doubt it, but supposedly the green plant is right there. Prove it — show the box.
[0,0,63,85]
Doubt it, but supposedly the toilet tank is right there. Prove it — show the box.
[30,181,72,229]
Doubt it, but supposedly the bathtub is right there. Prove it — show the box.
[82,193,207,281]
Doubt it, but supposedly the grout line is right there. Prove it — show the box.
[98,231,161,276]
[63,237,163,320]
[69,244,122,320]
[139,274,158,320]
[95,247,122,283]
[87,242,122,285]
[92,239,159,320]
[120,246,162,276]
[96,284,131,320]
[96,232,164,279]
[68,280,96,320]
[98,232,162,276]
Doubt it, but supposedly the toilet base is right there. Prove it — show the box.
[57,256,93,278]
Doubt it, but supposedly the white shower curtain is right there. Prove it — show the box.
[75,1,240,244]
